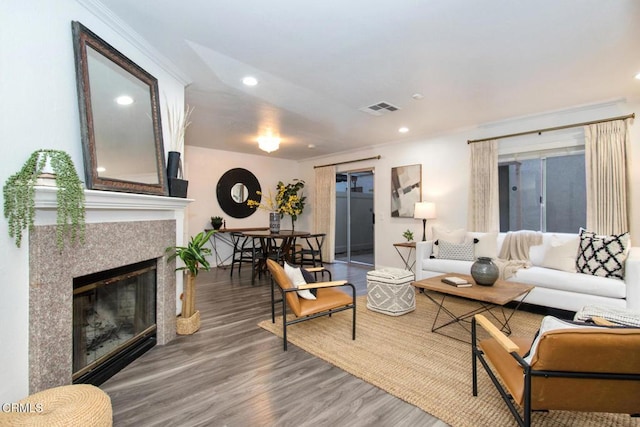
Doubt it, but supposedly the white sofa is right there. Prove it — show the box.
[415,232,640,312]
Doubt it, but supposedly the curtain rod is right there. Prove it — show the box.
[467,113,635,144]
[314,155,381,169]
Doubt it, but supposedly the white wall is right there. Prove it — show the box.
[0,1,185,402]
[298,99,640,271]
[184,146,302,264]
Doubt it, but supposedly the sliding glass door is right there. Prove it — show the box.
[335,170,374,265]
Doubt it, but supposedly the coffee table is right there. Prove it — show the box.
[412,273,534,343]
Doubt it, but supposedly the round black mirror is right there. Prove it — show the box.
[216,168,261,218]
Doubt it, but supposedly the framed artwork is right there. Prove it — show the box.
[391,164,422,217]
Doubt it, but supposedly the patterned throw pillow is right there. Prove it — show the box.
[576,228,630,280]
[436,240,475,261]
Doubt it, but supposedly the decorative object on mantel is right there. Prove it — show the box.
[166,230,215,335]
[470,256,499,286]
[72,21,169,196]
[3,149,86,249]
[166,102,193,198]
[210,216,223,230]
[402,229,414,242]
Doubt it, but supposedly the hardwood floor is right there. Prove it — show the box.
[101,263,447,427]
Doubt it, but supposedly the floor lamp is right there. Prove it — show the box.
[414,202,437,241]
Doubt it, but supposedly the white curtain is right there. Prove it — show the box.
[314,165,336,262]
[467,139,499,232]
[584,119,630,235]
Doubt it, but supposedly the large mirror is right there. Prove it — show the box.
[72,21,168,195]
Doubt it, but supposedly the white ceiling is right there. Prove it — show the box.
[98,0,640,160]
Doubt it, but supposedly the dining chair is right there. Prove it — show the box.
[229,232,260,277]
[295,233,326,267]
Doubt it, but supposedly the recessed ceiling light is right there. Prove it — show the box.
[399,127,409,133]
[115,95,134,105]
[242,76,258,86]
[635,72,640,80]
[96,166,106,173]
[412,93,424,100]
[307,144,316,149]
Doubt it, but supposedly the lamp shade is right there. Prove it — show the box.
[414,202,436,220]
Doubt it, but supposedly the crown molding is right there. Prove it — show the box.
[75,0,191,85]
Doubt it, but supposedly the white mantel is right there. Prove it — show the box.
[34,186,192,224]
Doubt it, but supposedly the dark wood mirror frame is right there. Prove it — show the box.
[72,21,168,196]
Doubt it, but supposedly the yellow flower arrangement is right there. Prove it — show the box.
[247,179,306,221]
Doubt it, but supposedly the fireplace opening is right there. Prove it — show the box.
[73,259,157,386]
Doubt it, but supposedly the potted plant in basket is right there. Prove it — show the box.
[166,230,215,335]
[3,149,85,249]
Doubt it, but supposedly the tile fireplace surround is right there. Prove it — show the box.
[28,187,190,393]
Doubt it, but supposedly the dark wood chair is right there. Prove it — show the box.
[229,232,259,278]
[472,314,640,426]
[266,259,356,351]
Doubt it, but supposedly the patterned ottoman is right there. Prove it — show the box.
[367,268,415,316]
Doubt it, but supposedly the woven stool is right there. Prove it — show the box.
[367,268,415,316]
[0,384,112,426]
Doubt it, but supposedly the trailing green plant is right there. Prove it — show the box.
[3,149,85,248]
[165,230,215,276]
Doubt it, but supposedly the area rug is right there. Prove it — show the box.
[258,294,639,427]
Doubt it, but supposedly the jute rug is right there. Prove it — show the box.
[258,294,639,427]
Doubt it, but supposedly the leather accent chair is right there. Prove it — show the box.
[266,258,356,351]
[472,314,640,426]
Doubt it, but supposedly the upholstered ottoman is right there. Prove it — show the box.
[367,268,415,316]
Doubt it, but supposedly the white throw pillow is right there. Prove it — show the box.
[540,235,580,273]
[432,227,466,257]
[284,262,317,300]
[466,232,498,259]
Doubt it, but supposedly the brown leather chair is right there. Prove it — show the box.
[266,258,355,351]
[472,314,640,426]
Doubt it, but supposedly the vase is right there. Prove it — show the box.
[167,151,181,179]
[470,257,499,286]
[269,212,280,233]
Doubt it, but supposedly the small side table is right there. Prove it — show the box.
[393,241,416,272]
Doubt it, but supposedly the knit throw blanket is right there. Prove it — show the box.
[494,230,543,280]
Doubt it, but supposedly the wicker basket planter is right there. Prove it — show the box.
[176,310,201,335]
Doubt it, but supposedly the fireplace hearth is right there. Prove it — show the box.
[73,259,157,385]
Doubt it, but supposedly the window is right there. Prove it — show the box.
[498,153,586,233]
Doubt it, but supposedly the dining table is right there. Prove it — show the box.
[241,229,311,284]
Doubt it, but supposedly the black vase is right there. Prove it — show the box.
[167,151,181,179]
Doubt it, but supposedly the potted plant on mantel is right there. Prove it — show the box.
[3,149,86,249]
[166,230,215,335]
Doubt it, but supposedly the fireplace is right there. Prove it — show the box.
[72,259,158,385]
[28,186,188,394]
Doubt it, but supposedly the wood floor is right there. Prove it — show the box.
[101,262,447,427]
